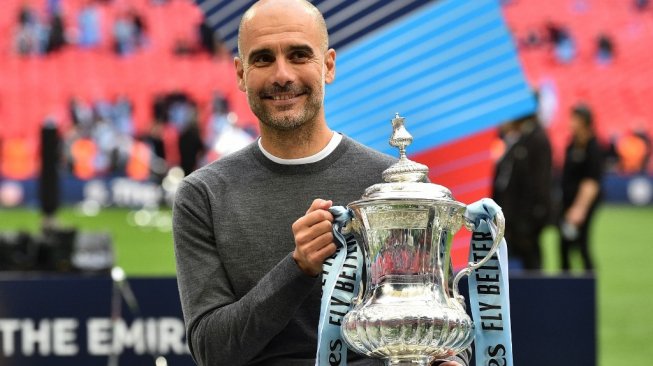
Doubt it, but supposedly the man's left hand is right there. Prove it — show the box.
[565,204,587,226]
[436,362,462,366]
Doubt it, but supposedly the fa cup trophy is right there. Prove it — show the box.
[338,114,505,365]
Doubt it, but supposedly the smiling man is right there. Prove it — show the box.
[235,0,335,160]
[236,3,330,134]
[172,1,468,365]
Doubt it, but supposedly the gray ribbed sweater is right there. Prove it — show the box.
[173,136,469,366]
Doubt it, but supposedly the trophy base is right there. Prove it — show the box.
[386,356,431,366]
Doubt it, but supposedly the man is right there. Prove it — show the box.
[492,113,552,270]
[173,1,468,365]
[559,103,603,272]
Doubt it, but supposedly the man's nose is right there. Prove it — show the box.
[271,58,295,86]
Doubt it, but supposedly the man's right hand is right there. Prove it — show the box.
[291,199,337,277]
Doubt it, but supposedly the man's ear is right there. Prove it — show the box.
[235,57,246,92]
[324,48,336,84]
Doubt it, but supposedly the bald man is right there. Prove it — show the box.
[173,1,468,365]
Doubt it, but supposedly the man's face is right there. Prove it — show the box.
[235,5,335,131]
[570,113,584,135]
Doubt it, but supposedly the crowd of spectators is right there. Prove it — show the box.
[61,91,255,182]
[503,0,653,176]
[514,19,619,66]
[15,1,65,55]
[13,0,226,58]
[4,0,651,185]
[6,0,254,184]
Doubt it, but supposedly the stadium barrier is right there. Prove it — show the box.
[0,229,114,273]
[0,275,595,366]
[1,173,650,210]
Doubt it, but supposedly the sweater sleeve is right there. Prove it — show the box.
[173,179,319,366]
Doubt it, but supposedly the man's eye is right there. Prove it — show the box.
[253,54,273,64]
[290,52,310,62]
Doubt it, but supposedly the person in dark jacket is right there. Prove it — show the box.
[493,113,552,270]
[559,103,603,272]
[39,118,61,229]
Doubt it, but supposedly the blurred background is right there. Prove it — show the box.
[0,0,651,365]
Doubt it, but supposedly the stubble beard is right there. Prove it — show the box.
[248,82,324,132]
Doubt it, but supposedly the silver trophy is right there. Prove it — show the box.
[341,114,505,365]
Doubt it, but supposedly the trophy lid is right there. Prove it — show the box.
[354,114,461,204]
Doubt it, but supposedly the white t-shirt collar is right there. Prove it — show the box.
[258,132,343,165]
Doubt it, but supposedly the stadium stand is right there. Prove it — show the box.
[1,0,651,181]
[0,0,257,179]
[502,0,653,169]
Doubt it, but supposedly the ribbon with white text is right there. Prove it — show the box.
[465,200,513,366]
[315,206,362,366]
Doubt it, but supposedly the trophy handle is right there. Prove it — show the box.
[342,217,366,307]
[451,209,505,304]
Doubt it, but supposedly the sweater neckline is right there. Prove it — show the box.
[250,135,351,175]
[257,132,343,165]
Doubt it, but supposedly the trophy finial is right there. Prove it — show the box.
[382,113,429,183]
[389,113,412,159]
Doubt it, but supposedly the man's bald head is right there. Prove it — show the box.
[237,0,329,59]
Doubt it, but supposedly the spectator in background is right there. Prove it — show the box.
[78,1,101,48]
[15,3,44,55]
[493,112,552,270]
[173,21,228,59]
[616,127,651,174]
[39,117,62,229]
[633,127,652,172]
[113,13,136,55]
[64,95,142,178]
[112,95,134,136]
[90,114,117,175]
[204,93,230,139]
[45,13,66,53]
[130,8,147,46]
[546,21,576,64]
[198,21,217,54]
[178,106,205,176]
[596,33,615,65]
[113,8,147,56]
[69,97,94,128]
[559,103,603,272]
[126,136,154,181]
[198,20,229,59]
[149,95,170,163]
[203,93,255,163]
[148,91,200,170]
[545,21,564,46]
[66,133,98,180]
[555,29,575,64]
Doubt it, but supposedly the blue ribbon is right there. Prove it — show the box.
[465,199,514,366]
[329,206,354,249]
[315,206,361,366]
